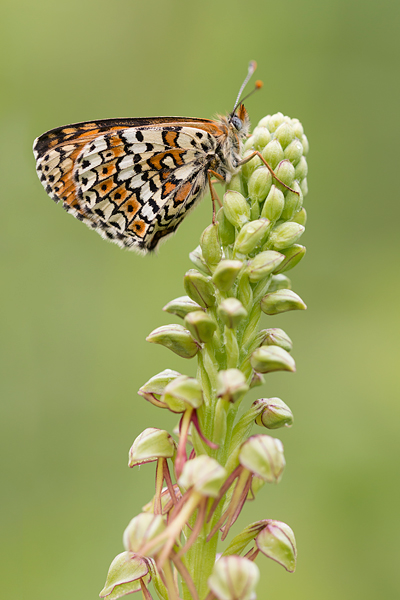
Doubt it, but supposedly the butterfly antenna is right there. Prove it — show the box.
[232,60,262,113]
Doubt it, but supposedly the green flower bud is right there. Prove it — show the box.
[163,295,203,319]
[254,398,294,429]
[99,551,151,599]
[281,181,303,220]
[292,118,304,138]
[223,191,250,229]
[247,167,272,203]
[256,520,297,572]
[300,177,308,197]
[184,310,216,343]
[301,134,309,155]
[272,244,306,274]
[208,556,260,600]
[217,207,236,246]
[226,173,243,193]
[123,513,166,556]
[268,222,305,251]
[261,139,284,170]
[252,126,271,151]
[247,250,285,283]
[128,428,177,467]
[234,218,271,255]
[283,138,304,167]
[218,298,248,329]
[261,289,307,315]
[250,346,296,374]
[212,259,243,292]
[290,207,307,226]
[274,160,296,192]
[260,327,293,352]
[189,245,211,275]
[162,375,203,413]
[217,368,249,403]
[268,112,285,132]
[257,115,271,128]
[146,324,199,359]
[274,122,295,150]
[200,223,222,266]
[242,135,255,153]
[250,371,265,389]
[239,434,285,482]
[294,155,308,181]
[261,185,285,221]
[241,149,263,179]
[184,269,216,308]
[178,455,226,498]
[268,273,292,292]
[138,369,181,408]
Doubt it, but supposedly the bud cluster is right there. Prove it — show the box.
[100,113,309,600]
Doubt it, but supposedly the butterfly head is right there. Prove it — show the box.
[229,103,250,138]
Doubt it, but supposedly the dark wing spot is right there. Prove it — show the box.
[114,192,121,200]
[101,184,107,191]
[82,159,90,168]
[136,131,144,142]
[82,177,88,186]
[102,167,108,174]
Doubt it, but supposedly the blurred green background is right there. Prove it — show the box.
[1,0,399,598]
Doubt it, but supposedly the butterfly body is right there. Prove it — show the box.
[33,106,250,252]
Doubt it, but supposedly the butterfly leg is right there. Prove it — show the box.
[238,152,300,196]
[207,170,225,224]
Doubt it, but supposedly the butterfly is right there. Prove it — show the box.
[33,62,279,253]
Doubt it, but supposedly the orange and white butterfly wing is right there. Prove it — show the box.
[33,118,227,251]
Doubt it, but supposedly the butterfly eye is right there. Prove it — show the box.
[230,115,243,131]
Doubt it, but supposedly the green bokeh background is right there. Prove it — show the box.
[1,0,399,598]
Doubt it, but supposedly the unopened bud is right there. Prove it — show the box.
[273,244,306,274]
[300,177,308,196]
[212,259,243,291]
[217,368,249,403]
[162,375,203,413]
[184,269,216,308]
[239,434,285,483]
[254,398,294,429]
[248,167,272,203]
[184,310,216,343]
[217,207,236,246]
[247,250,285,283]
[178,455,226,497]
[262,139,284,170]
[292,119,304,138]
[128,428,177,467]
[268,222,304,251]
[234,218,271,255]
[200,223,222,266]
[189,245,211,275]
[261,289,307,315]
[251,346,296,374]
[295,155,308,181]
[284,138,304,167]
[252,126,272,151]
[208,556,260,600]
[268,274,291,292]
[226,173,243,193]
[268,112,285,133]
[99,551,150,598]
[223,191,250,229]
[274,122,295,150]
[291,207,307,226]
[146,324,199,359]
[260,328,293,352]
[123,513,166,555]
[274,160,295,191]
[261,184,285,222]
[241,149,263,179]
[281,181,303,220]
[218,298,248,329]
[163,295,203,319]
[256,520,297,572]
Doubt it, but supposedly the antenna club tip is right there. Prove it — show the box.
[249,60,257,72]
[255,80,263,89]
